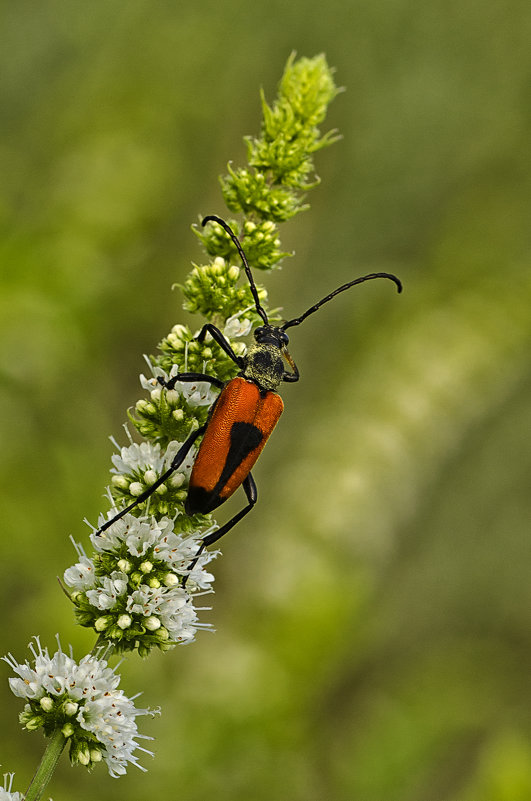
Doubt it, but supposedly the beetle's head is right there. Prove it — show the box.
[254,325,290,350]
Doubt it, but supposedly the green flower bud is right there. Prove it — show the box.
[64,701,79,716]
[90,748,103,763]
[24,714,44,731]
[170,472,185,488]
[111,475,130,490]
[62,722,75,737]
[95,615,111,632]
[144,469,157,485]
[163,572,179,587]
[171,324,188,338]
[77,745,91,766]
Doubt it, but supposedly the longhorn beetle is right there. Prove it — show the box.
[97,215,402,557]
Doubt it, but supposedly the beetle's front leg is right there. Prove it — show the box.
[195,323,244,368]
[158,372,224,391]
[200,472,258,548]
[95,424,207,536]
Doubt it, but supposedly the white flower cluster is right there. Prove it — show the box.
[109,436,195,517]
[3,638,157,777]
[64,514,216,652]
[139,362,218,408]
[0,774,23,801]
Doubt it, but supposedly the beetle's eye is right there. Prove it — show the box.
[254,326,266,341]
[280,331,289,346]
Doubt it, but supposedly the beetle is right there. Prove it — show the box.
[96,215,402,553]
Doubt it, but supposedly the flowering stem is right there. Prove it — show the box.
[24,729,66,801]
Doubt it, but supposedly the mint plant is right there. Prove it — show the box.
[3,54,340,800]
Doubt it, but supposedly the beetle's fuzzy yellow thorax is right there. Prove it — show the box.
[243,343,285,392]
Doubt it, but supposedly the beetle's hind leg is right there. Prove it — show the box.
[203,472,257,547]
[185,472,257,582]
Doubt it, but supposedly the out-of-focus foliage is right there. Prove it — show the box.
[0,2,530,800]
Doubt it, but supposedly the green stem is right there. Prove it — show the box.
[24,729,66,801]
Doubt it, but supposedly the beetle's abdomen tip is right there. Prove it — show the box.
[185,485,220,516]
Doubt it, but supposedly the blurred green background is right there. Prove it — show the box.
[1,1,531,799]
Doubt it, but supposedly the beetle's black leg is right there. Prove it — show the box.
[282,366,299,383]
[195,323,245,368]
[184,473,257,582]
[203,472,257,547]
[95,424,207,536]
[158,372,224,391]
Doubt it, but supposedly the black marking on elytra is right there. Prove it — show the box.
[185,484,212,516]
[227,422,263,467]
[186,422,263,515]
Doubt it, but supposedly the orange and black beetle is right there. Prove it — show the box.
[97,216,402,551]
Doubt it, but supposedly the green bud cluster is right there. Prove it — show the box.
[221,53,340,221]
[72,542,201,656]
[181,256,267,320]
[154,322,244,384]
[73,604,173,658]
[108,460,208,528]
[238,220,289,270]
[91,549,178,590]
[195,218,287,271]
[221,165,309,222]
[19,697,104,769]
[128,379,207,446]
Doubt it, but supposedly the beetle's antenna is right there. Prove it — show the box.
[202,215,269,325]
[281,272,402,331]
